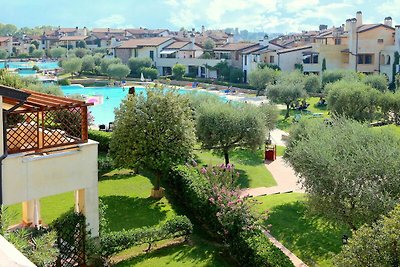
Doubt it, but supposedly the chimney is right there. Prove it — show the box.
[384,17,393,27]
[345,19,351,31]
[108,27,110,33]
[319,24,328,31]
[259,34,269,46]
[201,25,205,34]
[356,11,362,27]
[76,26,78,30]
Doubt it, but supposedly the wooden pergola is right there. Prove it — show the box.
[2,86,93,154]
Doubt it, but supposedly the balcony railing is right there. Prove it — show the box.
[3,89,91,154]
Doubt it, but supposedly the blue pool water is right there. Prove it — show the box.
[18,69,37,76]
[0,61,59,70]
[61,85,221,125]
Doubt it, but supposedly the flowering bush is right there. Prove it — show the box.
[168,163,293,266]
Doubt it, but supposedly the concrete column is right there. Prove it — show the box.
[75,187,99,237]
[22,199,41,226]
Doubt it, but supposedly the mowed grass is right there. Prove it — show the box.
[195,148,276,188]
[6,169,176,230]
[276,97,329,131]
[116,234,231,267]
[6,168,232,266]
[254,193,349,267]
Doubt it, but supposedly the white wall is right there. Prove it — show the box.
[0,235,36,267]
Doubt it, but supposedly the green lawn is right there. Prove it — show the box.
[116,234,231,267]
[195,148,276,188]
[254,193,349,267]
[6,168,232,266]
[276,145,286,157]
[276,97,330,131]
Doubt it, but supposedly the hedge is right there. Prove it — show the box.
[88,130,112,153]
[167,165,293,267]
[100,215,192,257]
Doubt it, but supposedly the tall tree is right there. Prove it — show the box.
[285,118,400,230]
[100,58,121,75]
[248,67,278,96]
[110,89,196,197]
[266,71,307,119]
[0,49,7,59]
[81,55,95,73]
[196,102,267,165]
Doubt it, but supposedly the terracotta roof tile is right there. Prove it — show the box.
[117,37,172,48]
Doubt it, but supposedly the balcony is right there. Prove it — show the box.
[3,89,92,154]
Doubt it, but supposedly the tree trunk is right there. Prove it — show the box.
[285,103,290,119]
[154,171,161,190]
[224,151,229,166]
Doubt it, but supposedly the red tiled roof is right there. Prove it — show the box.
[164,41,190,49]
[92,28,125,34]
[59,28,77,33]
[0,37,11,42]
[214,42,257,52]
[277,45,312,54]
[117,37,172,48]
[59,36,89,41]
[357,23,394,33]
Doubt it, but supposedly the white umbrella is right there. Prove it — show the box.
[140,72,145,82]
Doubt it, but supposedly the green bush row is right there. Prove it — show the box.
[160,75,256,90]
[100,215,192,257]
[88,130,112,153]
[167,165,293,267]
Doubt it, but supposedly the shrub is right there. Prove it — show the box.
[172,64,186,79]
[100,216,192,258]
[140,67,158,80]
[88,130,112,153]
[58,79,71,86]
[167,164,293,266]
[128,57,152,78]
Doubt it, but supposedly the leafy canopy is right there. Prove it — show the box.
[110,89,196,189]
[285,118,400,230]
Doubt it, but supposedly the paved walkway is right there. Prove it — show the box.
[270,128,289,147]
[263,230,308,267]
[240,157,304,197]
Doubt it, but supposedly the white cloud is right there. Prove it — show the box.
[95,14,126,28]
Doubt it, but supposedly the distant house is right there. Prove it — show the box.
[113,37,174,64]
[214,42,259,69]
[125,28,169,39]
[58,35,90,49]
[0,37,12,56]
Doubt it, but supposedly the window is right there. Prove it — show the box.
[303,53,319,64]
[270,56,275,63]
[244,55,247,66]
[377,39,384,43]
[134,49,138,57]
[149,50,154,60]
[334,38,341,45]
[358,54,373,64]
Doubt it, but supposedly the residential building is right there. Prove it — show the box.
[58,35,90,49]
[0,37,12,56]
[113,37,174,64]
[125,28,169,39]
[214,42,259,69]
[0,85,99,238]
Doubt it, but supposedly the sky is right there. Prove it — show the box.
[0,0,398,33]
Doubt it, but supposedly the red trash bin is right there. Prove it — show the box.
[265,144,276,161]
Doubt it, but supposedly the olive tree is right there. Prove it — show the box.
[81,55,95,73]
[127,57,152,77]
[285,118,400,230]
[248,67,278,96]
[196,102,267,165]
[326,80,381,122]
[335,205,400,267]
[304,74,321,93]
[110,89,196,197]
[61,57,82,78]
[49,47,67,58]
[362,74,388,92]
[31,49,44,58]
[106,63,130,80]
[266,71,307,119]
[380,91,400,124]
[100,58,121,75]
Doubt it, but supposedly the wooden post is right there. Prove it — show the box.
[81,106,88,142]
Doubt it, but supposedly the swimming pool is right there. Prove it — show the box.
[61,85,223,125]
[0,61,59,70]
